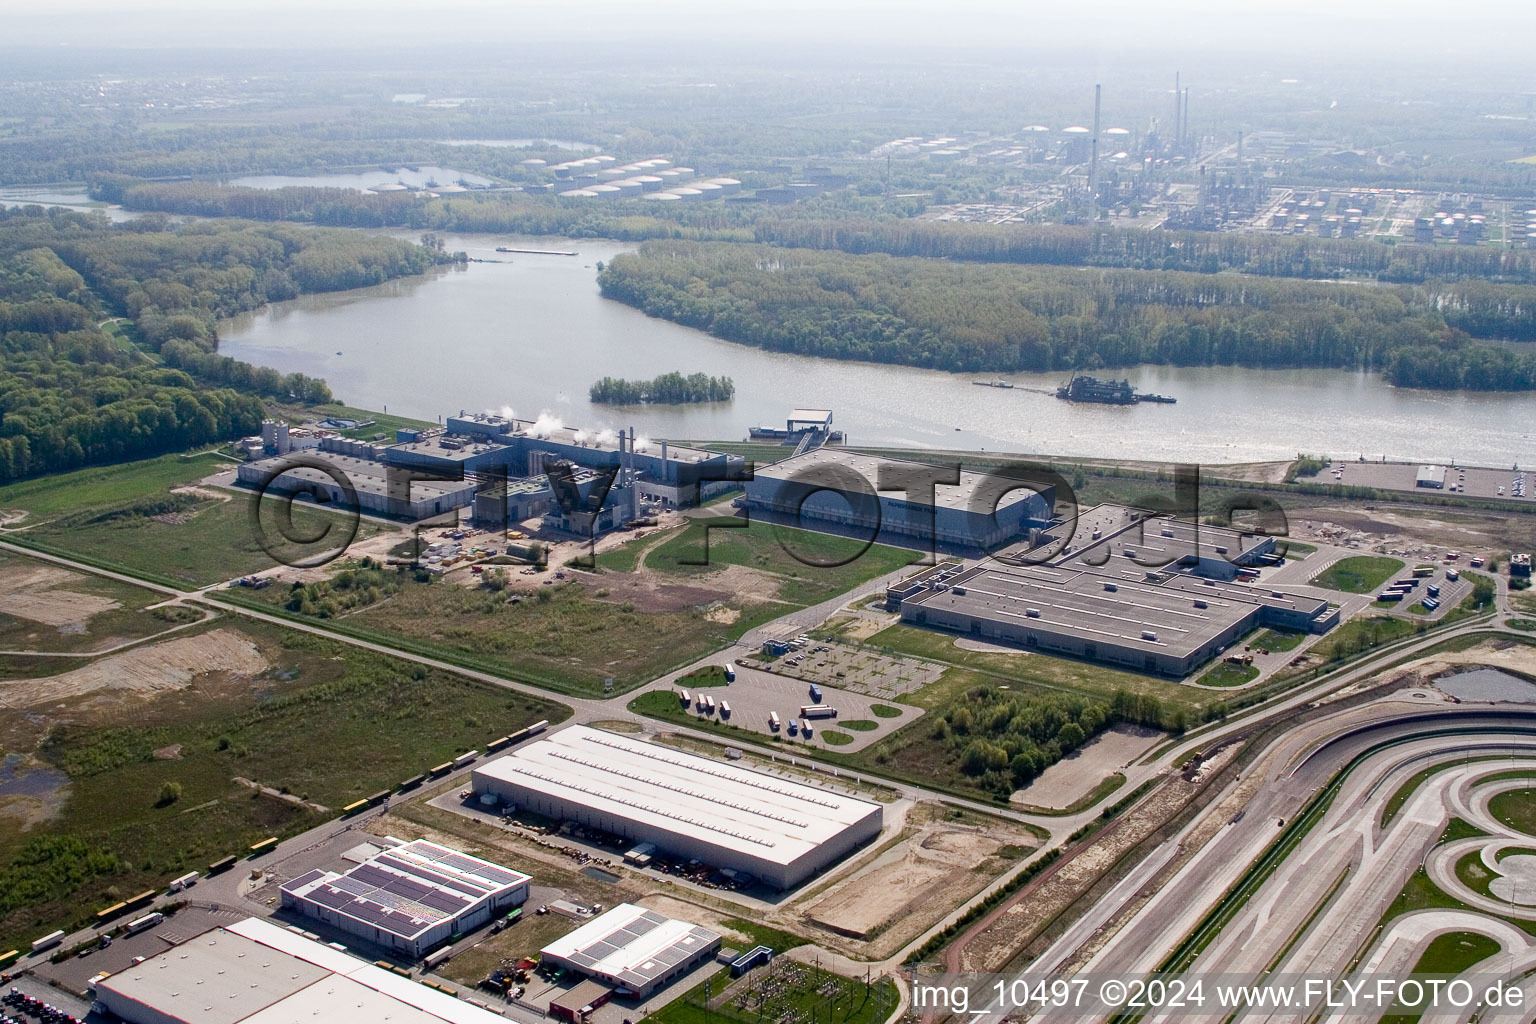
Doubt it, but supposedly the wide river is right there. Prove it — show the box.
[218,231,1536,467]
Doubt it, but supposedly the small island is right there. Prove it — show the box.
[589,371,736,405]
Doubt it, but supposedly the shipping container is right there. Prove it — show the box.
[424,946,455,969]
[1412,566,1435,577]
[96,901,128,921]
[249,836,279,856]
[703,695,715,714]
[429,761,454,776]
[126,889,156,907]
[0,949,19,968]
[125,912,164,936]
[801,720,814,739]
[768,711,781,731]
[30,931,64,953]
[168,871,200,893]
[723,663,736,683]
[208,855,237,875]
[342,799,370,816]
[453,750,480,768]
[719,700,732,719]
[679,688,690,705]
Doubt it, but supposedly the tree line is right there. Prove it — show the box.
[0,206,444,480]
[597,241,1536,390]
[589,371,735,405]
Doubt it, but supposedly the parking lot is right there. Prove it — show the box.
[740,639,941,700]
[670,662,920,752]
[1317,459,1534,501]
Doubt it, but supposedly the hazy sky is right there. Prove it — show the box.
[8,0,1536,62]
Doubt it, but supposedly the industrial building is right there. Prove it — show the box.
[472,726,882,888]
[539,904,722,999]
[743,448,1054,550]
[280,838,530,957]
[886,504,1336,677]
[92,916,507,1024]
[389,413,745,518]
[1417,464,1447,489]
[236,452,479,521]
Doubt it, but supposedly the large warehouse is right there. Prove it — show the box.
[93,916,507,1024]
[280,838,530,957]
[472,726,883,888]
[886,504,1336,677]
[540,903,722,998]
[237,451,479,520]
[743,448,1055,550]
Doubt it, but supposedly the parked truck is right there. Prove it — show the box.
[799,704,837,719]
[768,711,781,731]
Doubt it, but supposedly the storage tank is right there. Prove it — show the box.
[520,158,547,167]
[632,175,665,191]
[557,189,599,198]
[671,187,704,201]
[644,191,683,202]
[588,184,623,198]
[705,177,741,194]
[692,181,724,197]
[611,178,644,194]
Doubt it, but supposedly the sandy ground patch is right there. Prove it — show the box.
[1012,725,1161,809]
[0,628,268,708]
[803,809,1037,949]
[835,616,895,642]
[170,485,233,502]
[0,563,121,627]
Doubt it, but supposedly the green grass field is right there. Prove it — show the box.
[24,496,384,589]
[0,619,567,954]
[1489,788,1536,837]
[1198,662,1260,687]
[1309,555,1405,594]
[1254,628,1307,652]
[0,452,225,518]
[863,622,1208,712]
[622,516,921,607]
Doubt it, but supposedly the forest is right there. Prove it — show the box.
[104,180,1536,287]
[589,371,735,405]
[905,684,1179,798]
[0,206,446,480]
[597,241,1536,390]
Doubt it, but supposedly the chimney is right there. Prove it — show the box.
[1089,83,1101,199]
[1174,72,1181,146]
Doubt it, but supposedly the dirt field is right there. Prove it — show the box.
[802,803,1037,955]
[0,562,121,628]
[0,628,267,708]
[1012,725,1161,810]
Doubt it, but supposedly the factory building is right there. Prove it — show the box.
[539,904,722,999]
[743,448,1054,550]
[93,916,507,1024]
[236,453,479,520]
[886,505,1336,677]
[472,726,882,889]
[387,414,744,513]
[280,838,531,958]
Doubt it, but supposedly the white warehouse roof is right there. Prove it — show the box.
[95,916,507,1024]
[541,903,720,990]
[474,726,879,869]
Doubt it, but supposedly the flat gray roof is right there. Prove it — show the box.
[387,436,509,464]
[904,563,1324,659]
[244,453,473,498]
[97,917,510,1024]
[751,448,1048,514]
[474,726,880,866]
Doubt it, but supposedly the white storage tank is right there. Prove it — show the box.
[632,175,665,191]
[611,178,645,194]
[706,177,741,194]
[671,187,704,201]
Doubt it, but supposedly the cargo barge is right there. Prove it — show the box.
[1055,375,1176,405]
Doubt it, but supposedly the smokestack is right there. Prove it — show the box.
[1089,83,1101,197]
[1183,89,1190,150]
[1174,72,1181,146]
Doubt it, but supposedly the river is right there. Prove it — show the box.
[207,229,1530,467]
